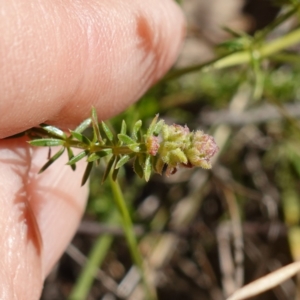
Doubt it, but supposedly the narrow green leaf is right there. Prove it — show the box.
[102,155,116,183]
[112,167,120,181]
[87,149,113,162]
[91,107,98,123]
[87,153,101,162]
[91,107,97,117]
[144,155,152,182]
[70,131,91,144]
[38,147,65,173]
[29,138,65,147]
[153,120,164,136]
[75,118,92,133]
[81,162,94,186]
[67,150,88,165]
[115,155,130,169]
[154,156,165,175]
[101,121,114,142]
[91,107,103,143]
[133,156,144,178]
[27,127,52,139]
[147,114,159,136]
[132,120,142,140]
[121,120,127,135]
[127,143,141,152]
[117,120,127,146]
[40,124,67,139]
[67,147,76,171]
[117,134,135,145]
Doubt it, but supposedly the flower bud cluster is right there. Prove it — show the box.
[148,123,218,176]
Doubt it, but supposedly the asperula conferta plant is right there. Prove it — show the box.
[25,108,218,184]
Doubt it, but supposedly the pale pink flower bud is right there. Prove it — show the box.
[194,131,218,159]
[186,131,218,168]
[146,136,160,156]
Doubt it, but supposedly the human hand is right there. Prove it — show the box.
[0,0,185,298]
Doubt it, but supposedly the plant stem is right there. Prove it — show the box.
[164,27,300,80]
[68,234,114,300]
[65,139,146,155]
[109,176,156,300]
[259,28,300,58]
[110,177,142,266]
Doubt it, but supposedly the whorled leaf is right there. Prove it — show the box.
[132,120,142,141]
[74,117,92,133]
[67,147,76,171]
[112,166,120,181]
[117,134,135,145]
[29,138,65,147]
[153,120,164,136]
[26,127,56,139]
[118,120,127,146]
[146,114,159,137]
[133,156,144,178]
[81,161,94,186]
[67,150,88,165]
[115,154,131,169]
[102,155,116,183]
[120,120,127,135]
[38,147,65,173]
[101,121,114,142]
[87,153,101,163]
[154,156,165,175]
[91,107,103,143]
[70,131,91,144]
[40,124,67,139]
[144,155,152,182]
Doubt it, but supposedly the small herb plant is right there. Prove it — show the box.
[27,108,218,185]
[19,108,218,300]
[3,1,300,299]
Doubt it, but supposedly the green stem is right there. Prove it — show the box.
[109,176,156,300]
[259,28,300,58]
[68,234,114,300]
[110,177,142,266]
[164,27,300,80]
[65,139,147,155]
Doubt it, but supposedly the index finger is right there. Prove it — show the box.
[0,0,185,138]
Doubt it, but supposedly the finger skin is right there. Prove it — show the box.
[0,0,185,298]
[0,0,185,138]
[0,138,88,299]
[0,138,42,300]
